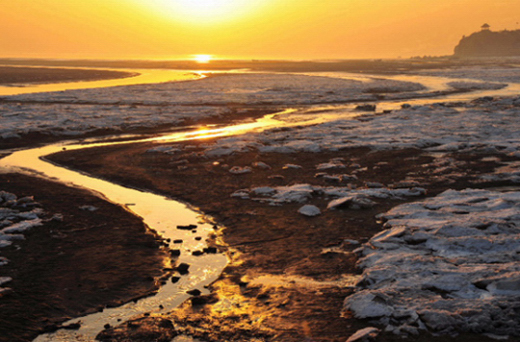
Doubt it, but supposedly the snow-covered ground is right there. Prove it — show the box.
[199,96,520,165]
[0,191,46,294]
[3,73,424,106]
[0,73,426,140]
[345,189,520,339]
[417,66,520,83]
[0,102,230,139]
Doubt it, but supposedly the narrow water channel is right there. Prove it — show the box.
[0,107,299,342]
[1,70,519,341]
[0,139,227,341]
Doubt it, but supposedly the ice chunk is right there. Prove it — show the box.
[298,205,321,217]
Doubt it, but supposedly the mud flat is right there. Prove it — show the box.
[48,137,516,341]
[0,66,135,85]
[0,173,167,342]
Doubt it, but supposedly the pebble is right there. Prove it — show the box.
[177,263,190,274]
[187,289,201,296]
[176,224,197,230]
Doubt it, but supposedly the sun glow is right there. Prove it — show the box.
[143,0,268,25]
[193,54,213,63]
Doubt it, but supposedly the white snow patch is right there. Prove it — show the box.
[346,327,381,342]
[0,190,47,292]
[345,189,520,338]
[236,184,426,207]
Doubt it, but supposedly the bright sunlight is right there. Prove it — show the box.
[145,0,268,25]
[193,54,213,63]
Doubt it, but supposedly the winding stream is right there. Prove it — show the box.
[0,69,519,341]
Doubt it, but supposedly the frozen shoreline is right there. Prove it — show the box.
[346,189,520,338]
[1,65,520,340]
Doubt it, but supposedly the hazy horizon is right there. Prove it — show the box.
[2,0,520,61]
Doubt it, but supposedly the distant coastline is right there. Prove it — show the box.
[454,25,520,57]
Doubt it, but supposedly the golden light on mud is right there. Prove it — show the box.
[150,109,297,144]
[193,54,213,64]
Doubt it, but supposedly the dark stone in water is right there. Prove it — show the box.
[203,247,218,254]
[192,250,204,256]
[195,236,202,241]
[170,249,181,256]
[191,296,210,306]
[355,104,376,111]
[171,276,181,283]
[177,263,190,274]
[187,289,201,296]
[176,224,198,230]
[173,239,183,244]
[104,324,111,330]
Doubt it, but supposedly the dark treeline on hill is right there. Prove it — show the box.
[454,28,520,57]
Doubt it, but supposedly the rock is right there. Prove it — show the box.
[203,246,218,254]
[62,322,81,330]
[96,317,177,342]
[177,263,190,274]
[176,224,197,230]
[170,249,181,257]
[355,104,377,111]
[78,205,98,211]
[327,196,353,210]
[252,161,271,169]
[171,276,180,284]
[192,250,204,256]
[191,296,210,306]
[298,205,321,217]
[344,292,393,318]
[346,327,381,342]
[316,162,346,170]
[229,166,252,174]
[187,289,201,296]
[282,164,303,169]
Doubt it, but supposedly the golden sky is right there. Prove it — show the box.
[2,0,520,60]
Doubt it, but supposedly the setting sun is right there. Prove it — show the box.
[193,54,213,63]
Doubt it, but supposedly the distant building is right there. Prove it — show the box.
[481,23,491,31]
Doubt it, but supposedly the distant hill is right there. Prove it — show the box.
[454,27,520,57]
